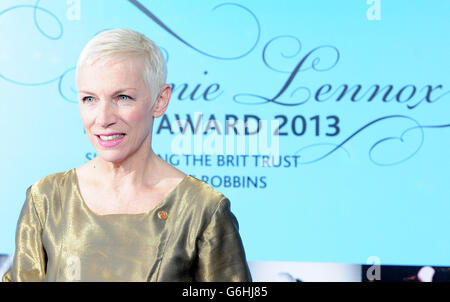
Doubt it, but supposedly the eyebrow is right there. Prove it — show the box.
[78,88,137,96]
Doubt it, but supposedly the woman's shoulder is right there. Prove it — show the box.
[27,169,75,213]
[22,169,75,224]
[30,168,74,194]
[178,175,239,235]
[182,175,231,217]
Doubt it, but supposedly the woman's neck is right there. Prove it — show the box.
[92,149,164,191]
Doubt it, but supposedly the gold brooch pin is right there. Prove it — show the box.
[157,210,168,220]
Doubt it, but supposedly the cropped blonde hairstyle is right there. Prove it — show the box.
[75,28,167,104]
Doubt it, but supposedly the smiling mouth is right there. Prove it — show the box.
[97,134,126,141]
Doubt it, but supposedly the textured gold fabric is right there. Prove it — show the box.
[2,169,252,282]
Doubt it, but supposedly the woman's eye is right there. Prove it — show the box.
[82,96,95,103]
[118,95,131,101]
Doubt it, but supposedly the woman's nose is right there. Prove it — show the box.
[96,100,117,127]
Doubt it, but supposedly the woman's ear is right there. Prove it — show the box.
[152,84,171,118]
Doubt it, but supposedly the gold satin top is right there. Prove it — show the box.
[2,169,252,282]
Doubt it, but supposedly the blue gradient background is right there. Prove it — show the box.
[1,0,449,266]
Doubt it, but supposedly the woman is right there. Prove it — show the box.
[3,29,252,282]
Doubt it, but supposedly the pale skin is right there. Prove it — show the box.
[75,56,186,215]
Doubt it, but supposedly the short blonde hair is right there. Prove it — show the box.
[75,28,167,104]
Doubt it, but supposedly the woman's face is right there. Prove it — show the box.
[77,56,156,163]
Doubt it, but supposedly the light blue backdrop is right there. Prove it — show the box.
[1,0,449,266]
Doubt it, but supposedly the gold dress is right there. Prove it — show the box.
[2,169,252,282]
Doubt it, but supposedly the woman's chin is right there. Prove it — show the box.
[96,152,127,164]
